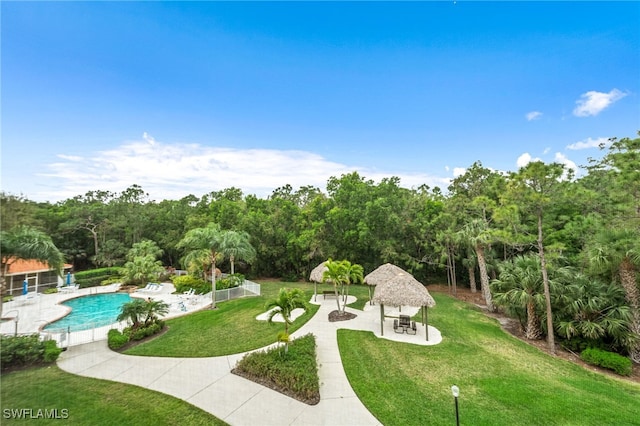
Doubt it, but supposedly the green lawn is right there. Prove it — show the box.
[339,292,640,426]
[124,281,367,357]
[0,366,226,425]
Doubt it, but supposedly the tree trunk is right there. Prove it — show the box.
[476,245,494,311]
[468,266,477,293]
[230,255,235,275]
[525,298,542,340]
[619,260,640,363]
[537,212,555,355]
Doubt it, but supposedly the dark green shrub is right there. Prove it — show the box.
[75,268,122,288]
[74,267,122,280]
[281,272,300,282]
[217,274,245,289]
[0,335,62,370]
[581,347,632,376]
[43,340,62,362]
[171,275,210,294]
[108,329,130,350]
[234,333,319,403]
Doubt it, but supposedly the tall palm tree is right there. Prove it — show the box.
[588,228,640,362]
[1,226,65,316]
[221,230,256,275]
[177,223,224,309]
[458,219,495,311]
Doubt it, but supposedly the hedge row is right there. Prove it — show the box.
[0,335,62,371]
[580,347,632,376]
[107,321,165,350]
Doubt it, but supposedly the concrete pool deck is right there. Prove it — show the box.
[0,283,211,343]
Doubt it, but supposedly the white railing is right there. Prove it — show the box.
[38,280,260,348]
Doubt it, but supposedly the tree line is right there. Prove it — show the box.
[1,134,639,360]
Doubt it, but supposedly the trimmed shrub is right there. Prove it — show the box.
[75,268,123,288]
[43,340,63,362]
[581,347,632,376]
[43,288,58,294]
[0,335,62,370]
[108,329,129,350]
[217,274,245,290]
[234,333,319,404]
[171,275,210,294]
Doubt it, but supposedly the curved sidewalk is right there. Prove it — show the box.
[57,298,441,425]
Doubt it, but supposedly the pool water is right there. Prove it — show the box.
[44,293,132,332]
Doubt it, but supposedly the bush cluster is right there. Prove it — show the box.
[107,329,129,350]
[217,274,245,290]
[580,347,632,376]
[1,335,62,370]
[75,267,123,288]
[171,275,210,294]
[234,333,319,404]
[108,321,165,350]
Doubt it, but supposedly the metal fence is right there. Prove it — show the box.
[38,280,261,348]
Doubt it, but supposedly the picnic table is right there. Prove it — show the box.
[393,314,417,335]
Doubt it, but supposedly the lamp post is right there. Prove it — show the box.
[451,385,460,426]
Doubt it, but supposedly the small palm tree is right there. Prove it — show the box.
[117,299,148,330]
[265,287,307,349]
[323,259,364,314]
[143,299,169,327]
[491,255,546,340]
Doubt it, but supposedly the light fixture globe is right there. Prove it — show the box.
[451,385,459,397]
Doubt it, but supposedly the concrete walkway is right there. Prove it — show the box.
[56,296,442,425]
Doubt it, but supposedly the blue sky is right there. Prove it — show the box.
[2,1,639,202]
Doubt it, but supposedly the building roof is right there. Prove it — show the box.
[3,258,72,276]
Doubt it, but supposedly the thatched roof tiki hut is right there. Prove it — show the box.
[369,263,436,341]
[309,261,329,302]
[363,263,408,305]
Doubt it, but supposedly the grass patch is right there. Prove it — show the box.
[124,282,324,357]
[233,333,320,404]
[0,366,227,425]
[339,293,640,426]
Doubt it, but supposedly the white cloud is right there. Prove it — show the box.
[57,154,83,162]
[566,136,611,150]
[516,152,541,168]
[526,111,543,121]
[554,152,578,177]
[453,167,466,178]
[573,89,627,117]
[36,137,449,202]
[543,147,551,155]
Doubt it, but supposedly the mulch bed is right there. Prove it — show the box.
[328,310,357,322]
[231,367,320,405]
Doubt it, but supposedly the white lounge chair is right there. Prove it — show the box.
[136,283,155,292]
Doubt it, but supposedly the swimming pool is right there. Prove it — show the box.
[44,293,132,332]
